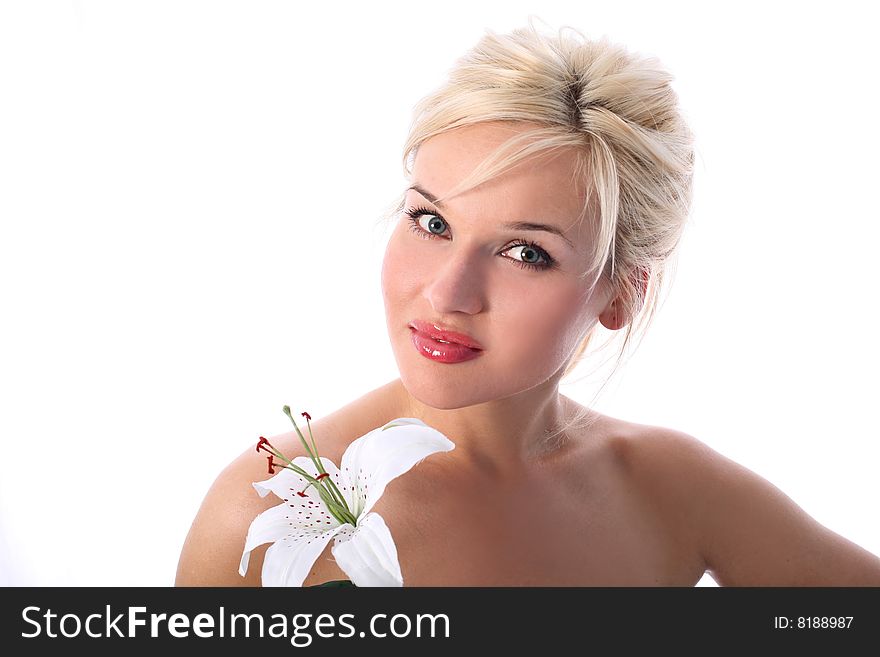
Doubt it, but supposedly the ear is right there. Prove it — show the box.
[598,266,649,331]
[598,296,626,331]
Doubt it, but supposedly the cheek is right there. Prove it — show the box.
[381,230,421,307]
[499,286,589,361]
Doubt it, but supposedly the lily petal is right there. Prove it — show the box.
[239,503,295,577]
[379,417,431,431]
[261,522,348,587]
[340,417,455,518]
[239,471,348,583]
[331,512,403,586]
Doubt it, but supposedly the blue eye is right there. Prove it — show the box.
[403,206,556,272]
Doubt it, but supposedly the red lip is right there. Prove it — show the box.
[408,319,484,350]
[409,329,484,364]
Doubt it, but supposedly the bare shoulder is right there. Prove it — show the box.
[174,379,402,587]
[614,420,880,586]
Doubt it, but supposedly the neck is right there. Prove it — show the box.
[389,377,580,476]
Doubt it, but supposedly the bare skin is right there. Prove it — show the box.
[290,382,704,587]
[174,377,880,587]
[176,378,691,586]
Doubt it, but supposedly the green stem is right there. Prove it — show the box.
[322,477,350,512]
[301,415,353,513]
[304,415,321,463]
[268,447,320,485]
[280,406,353,516]
[282,405,325,475]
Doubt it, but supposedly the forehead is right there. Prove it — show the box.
[410,121,588,227]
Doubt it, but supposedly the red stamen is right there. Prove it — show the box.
[266,455,276,475]
[316,472,329,481]
[296,491,308,498]
[256,436,273,454]
[302,411,311,421]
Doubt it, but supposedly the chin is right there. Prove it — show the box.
[400,361,540,412]
[397,368,488,410]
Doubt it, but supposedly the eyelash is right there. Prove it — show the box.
[402,206,557,272]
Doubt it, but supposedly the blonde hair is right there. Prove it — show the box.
[377,17,695,444]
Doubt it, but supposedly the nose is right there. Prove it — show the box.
[422,250,486,316]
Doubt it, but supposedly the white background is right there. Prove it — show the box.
[1,0,877,587]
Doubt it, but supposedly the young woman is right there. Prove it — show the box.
[175,21,880,586]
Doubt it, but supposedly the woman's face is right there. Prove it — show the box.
[381,121,614,409]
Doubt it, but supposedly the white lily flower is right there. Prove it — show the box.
[239,416,454,587]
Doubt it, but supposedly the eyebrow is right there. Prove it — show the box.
[407,184,576,250]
